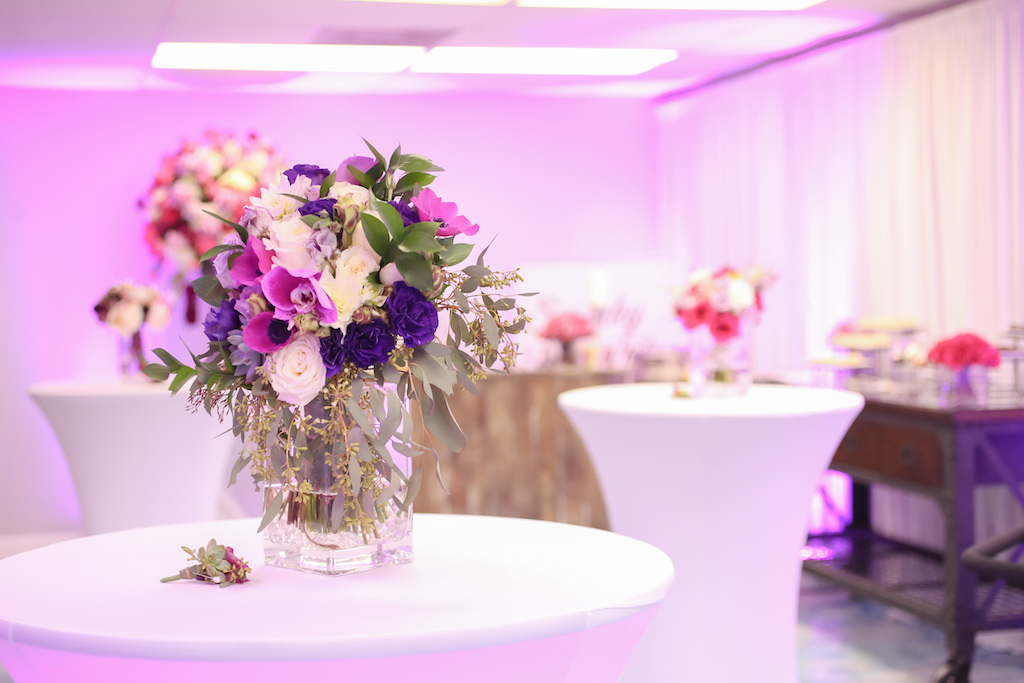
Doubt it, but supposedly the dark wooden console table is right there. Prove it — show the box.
[803,390,1024,682]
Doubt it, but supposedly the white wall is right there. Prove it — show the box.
[0,87,661,534]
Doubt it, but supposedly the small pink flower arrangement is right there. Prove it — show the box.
[539,313,593,343]
[674,266,774,343]
[927,333,1001,371]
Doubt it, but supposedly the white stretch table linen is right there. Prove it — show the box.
[559,383,863,683]
[0,514,674,683]
[29,379,235,535]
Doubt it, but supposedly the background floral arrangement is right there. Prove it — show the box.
[145,141,529,535]
[94,281,171,338]
[927,332,1001,370]
[140,130,286,321]
[539,313,593,343]
[674,266,775,343]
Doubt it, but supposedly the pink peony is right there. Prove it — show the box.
[709,312,741,343]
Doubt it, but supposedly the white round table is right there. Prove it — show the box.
[558,382,863,683]
[0,514,674,683]
[29,379,236,535]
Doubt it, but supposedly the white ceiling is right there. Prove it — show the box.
[0,0,959,97]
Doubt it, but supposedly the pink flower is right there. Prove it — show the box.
[539,313,592,343]
[230,236,275,286]
[411,188,479,237]
[262,267,338,326]
[336,155,376,184]
[676,301,714,331]
[243,311,292,353]
[927,332,1001,370]
[709,312,740,343]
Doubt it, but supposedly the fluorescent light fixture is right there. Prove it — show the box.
[517,0,824,8]
[151,43,425,73]
[346,0,508,3]
[413,47,677,75]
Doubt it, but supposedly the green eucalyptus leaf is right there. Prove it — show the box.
[422,341,453,357]
[395,252,435,292]
[480,313,500,348]
[257,492,284,532]
[506,318,527,334]
[227,454,249,487]
[412,347,455,394]
[400,466,423,512]
[168,368,196,394]
[453,291,471,314]
[378,392,402,444]
[422,386,467,453]
[462,265,491,278]
[349,452,362,496]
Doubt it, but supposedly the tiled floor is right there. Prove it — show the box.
[2,571,1023,682]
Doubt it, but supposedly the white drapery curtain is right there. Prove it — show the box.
[654,0,1024,544]
[654,0,1024,376]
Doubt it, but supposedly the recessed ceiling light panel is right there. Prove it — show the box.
[517,0,824,8]
[151,43,425,73]
[412,47,677,75]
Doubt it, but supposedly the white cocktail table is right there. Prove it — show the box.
[0,514,674,682]
[29,379,236,535]
[559,382,863,683]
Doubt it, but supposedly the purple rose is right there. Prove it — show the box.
[320,328,346,377]
[389,200,419,227]
[299,198,337,217]
[203,299,240,342]
[387,282,439,347]
[342,319,395,368]
[283,164,332,185]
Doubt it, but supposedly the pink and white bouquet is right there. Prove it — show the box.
[927,333,1000,371]
[140,130,286,302]
[93,281,171,338]
[145,142,528,531]
[539,313,593,344]
[674,266,774,343]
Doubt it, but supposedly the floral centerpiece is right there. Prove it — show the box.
[140,130,286,322]
[144,141,529,576]
[94,281,171,377]
[928,332,1000,404]
[673,266,774,396]
[539,312,593,365]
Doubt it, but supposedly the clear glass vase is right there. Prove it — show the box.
[938,365,990,407]
[253,395,413,576]
[681,319,753,398]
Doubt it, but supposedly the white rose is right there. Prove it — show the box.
[266,334,327,407]
[249,179,307,222]
[265,215,315,272]
[106,301,144,338]
[335,245,381,280]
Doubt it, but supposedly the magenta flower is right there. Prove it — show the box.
[410,188,479,237]
[262,267,338,326]
[243,311,292,353]
[230,236,275,286]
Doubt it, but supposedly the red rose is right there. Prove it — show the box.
[709,312,740,343]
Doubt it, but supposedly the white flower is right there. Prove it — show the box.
[265,216,315,272]
[266,334,326,407]
[249,178,309,223]
[145,298,171,330]
[164,230,198,270]
[726,278,755,313]
[328,181,371,211]
[218,166,257,193]
[320,267,366,332]
[335,245,381,281]
[105,301,144,337]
